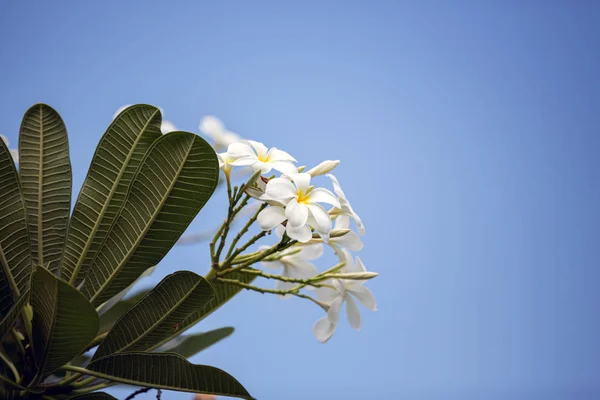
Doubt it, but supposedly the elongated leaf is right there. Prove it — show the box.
[98,288,151,335]
[30,266,99,380]
[81,132,219,306]
[0,137,32,298]
[94,271,214,359]
[152,272,255,350]
[19,104,71,274]
[0,291,28,342]
[68,393,117,400]
[62,105,163,285]
[97,265,156,316]
[0,268,13,318]
[87,352,253,399]
[157,327,234,358]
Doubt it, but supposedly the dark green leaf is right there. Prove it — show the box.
[0,291,28,343]
[62,105,162,285]
[87,352,253,399]
[158,327,234,358]
[30,266,99,381]
[81,132,219,307]
[19,104,72,274]
[98,288,151,335]
[0,137,32,300]
[152,271,255,350]
[94,271,214,359]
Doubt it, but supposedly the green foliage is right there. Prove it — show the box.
[0,104,250,399]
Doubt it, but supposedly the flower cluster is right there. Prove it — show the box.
[208,129,377,343]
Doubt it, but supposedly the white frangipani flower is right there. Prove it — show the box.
[113,105,176,135]
[313,256,376,343]
[199,116,241,150]
[216,151,238,175]
[306,160,340,177]
[257,173,340,243]
[1,135,19,163]
[261,243,323,292]
[310,230,364,252]
[227,140,297,176]
[327,174,365,235]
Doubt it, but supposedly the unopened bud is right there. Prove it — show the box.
[306,160,340,177]
[312,229,349,240]
[324,272,378,280]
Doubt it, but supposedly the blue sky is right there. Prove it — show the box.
[1,1,600,399]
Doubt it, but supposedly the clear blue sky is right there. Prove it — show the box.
[1,1,600,399]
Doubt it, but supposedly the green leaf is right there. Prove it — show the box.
[87,352,253,399]
[152,271,255,350]
[94,271,214,359]
[68,393,117,400]
[98,288,151,335]
[30,266,99,381]
[157,327,234,358]
[62,105,163,285]
[19,104,72,274]
[0,291,28,343]
[0,136,32,298]
[81,132,219,307]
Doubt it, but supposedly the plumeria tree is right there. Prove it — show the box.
[0,104,376,400]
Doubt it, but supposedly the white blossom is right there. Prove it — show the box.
[199,116,241,150]
[310,229,363,252]
[257,173,339,243]
[227,140,297,176]
[1,135,19,163]
[306,160,339,177]
[261,243,323,292]
[113,105,176,135]
[327,174,365,235]
[313,255,376,342]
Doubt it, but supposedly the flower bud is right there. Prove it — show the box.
[306,160,340,177]
[324,272,378,280]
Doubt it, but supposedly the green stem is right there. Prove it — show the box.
[0,347,20,384]
[215,277,328,310]
[217,238,296,277]
[225,202,267,260]
[238,268,329,288]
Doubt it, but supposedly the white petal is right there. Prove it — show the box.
[313,317,337,343]
[286,223,313,243]
[334,214,351,230]
[286,259,318,280]
[264,178,297,200]
[296,243,324,260]
[199,116,225,135]
[161,120,177,134]
[229,156,257,166]
[348,286,377,311]
[246,140,269,158]
[317,285,339,303]
[345,295,361,330]
[285,198,308,228]
[251,160,271,174]
[354,256,367,273]
[257,206,286,230]
[327,296,344,323]
[333,246,356,272]
[267,147,297,162]
[332,230,363,251]
[227,142,255,158]
[290,173,311,194]
[326,174,347,200]
[352,208,366,235]
[270,160,298,176]
[307,188,340,208]
[306,203,332,235]
[274,225,286,240]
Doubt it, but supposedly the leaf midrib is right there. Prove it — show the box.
[108,276,212,355]
[89,135,194,304]
[69,109,159,285]
[37,104,44,266]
